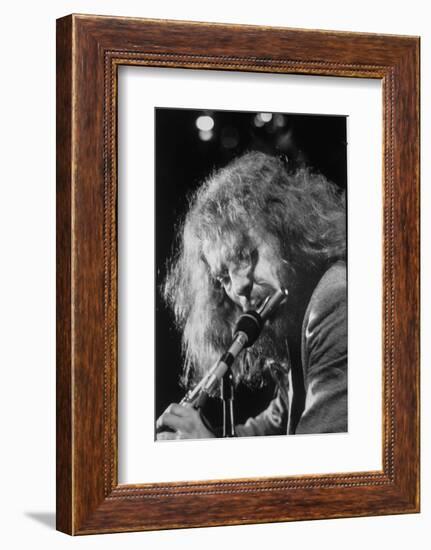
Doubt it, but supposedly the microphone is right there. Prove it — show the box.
[180,287,288,409]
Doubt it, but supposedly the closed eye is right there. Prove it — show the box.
[216,272,231,286]
[235,247,257,267]
[211,267,230,287]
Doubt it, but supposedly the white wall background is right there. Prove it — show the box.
[0,1,428,548]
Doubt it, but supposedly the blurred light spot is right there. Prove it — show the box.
[254,112,273,127]
[221,126,239,149]
[199,130,213,142]
[274,114,286,127]
[259,112,273,123]
[196,115,214,132]
[277,130,293,151]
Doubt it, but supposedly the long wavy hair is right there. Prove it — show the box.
[164,151,346,389]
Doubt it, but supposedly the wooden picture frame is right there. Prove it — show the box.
[56,14,420,535]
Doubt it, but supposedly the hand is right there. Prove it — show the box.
[156,403,215,440]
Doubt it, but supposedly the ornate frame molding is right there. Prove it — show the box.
[57,15,419,534]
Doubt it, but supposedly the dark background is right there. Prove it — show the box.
[155,107,347,432]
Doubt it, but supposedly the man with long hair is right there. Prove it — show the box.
[156,151,347,439]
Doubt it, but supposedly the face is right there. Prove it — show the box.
[203,230,284,313]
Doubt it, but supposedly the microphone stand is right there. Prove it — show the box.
[176,288,288,440]
[221,368,235,437]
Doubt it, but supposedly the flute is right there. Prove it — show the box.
[180,287,288,410]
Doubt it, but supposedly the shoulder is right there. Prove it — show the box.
[297,262,348,433]
[307,261,347,321]
[302,261,347,361]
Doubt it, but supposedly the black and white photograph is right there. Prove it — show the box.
[155,107,348,440]
[1,0,424,546]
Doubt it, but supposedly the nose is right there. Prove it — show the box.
[231,267,253,299]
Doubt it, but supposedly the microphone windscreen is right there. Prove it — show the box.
[234,311,263,347]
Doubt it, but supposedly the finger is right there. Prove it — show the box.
[156,403,187,431]
[165,403,190,417]
[156,412,186,432]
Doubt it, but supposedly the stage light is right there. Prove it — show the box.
[221,126,239,149]
[259,112,273,123]
[199,130,213,142]
[196,115,214,132]
[254,112,273,127]
[254,114,265,127]
[274,114,286,127]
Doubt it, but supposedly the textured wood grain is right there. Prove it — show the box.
[56,16,73,535]
[56,14,420,535]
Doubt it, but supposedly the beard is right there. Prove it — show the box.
[232,301,291,388]
[229,260,294,388]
